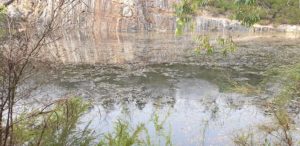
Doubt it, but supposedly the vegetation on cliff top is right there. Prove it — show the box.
[175,0,300,34]
[207,0,300,25]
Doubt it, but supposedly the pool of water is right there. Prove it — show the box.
[29,64,275,145]
[26,32,300,145]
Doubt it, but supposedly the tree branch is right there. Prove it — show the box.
[2,0,15,7]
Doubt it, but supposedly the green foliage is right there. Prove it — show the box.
[98,112,173,146]
[263,64,300,106]
[258,0,300,25]
[234,4,261,27]
[233,131,275,146]
[206,0,237,15]
[0,4,6,15]
[98,120,146,146]
[217,36,237,56]
[251,64,300,146]
[174,0,262,34]
[229,64,300,145]
[174,0,197,35]
[207,0,262,26]
[235,0,257,5]
[14,97,94,146]
[194,35,214,55]
[175,0,300,29]
[174,0,209,35]
[208,0,261,27]
[0,4,6,25]
[0,4,7,37]
[194,35,237,55]
[151,113,172,146]
[233,132,254,146]
[257,108,294,146]
[207,0,300,25]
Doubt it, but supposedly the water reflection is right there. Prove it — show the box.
[30,64,276,145]
[46,32,300,67]
[40,64,263,104]
[49,32,193,64]
[82,93,268,145]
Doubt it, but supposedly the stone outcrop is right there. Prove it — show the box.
[4,0,300,33]
[3,0,300,66]
[92,0,177,33]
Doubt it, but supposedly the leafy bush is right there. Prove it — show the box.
[98,120,146,146]
[98,113,173,146]
[13,97,94,146]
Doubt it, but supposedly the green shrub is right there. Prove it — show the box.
[98,120,146,146]
[14,97,94,146]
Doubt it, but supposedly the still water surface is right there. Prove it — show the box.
[33,32,300,145]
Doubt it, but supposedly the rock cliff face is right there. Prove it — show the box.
[36,0,177,33]
[55,0,300,33]
[68,0,300,33]
[3,0,300,65]
[92,0,177,33]
[4,0,300,33]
